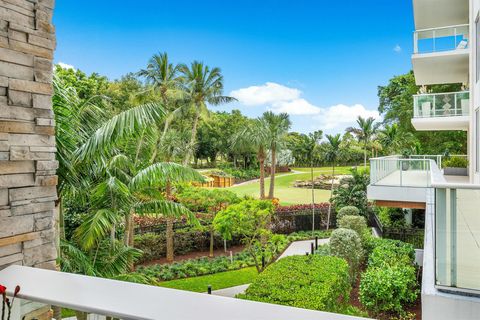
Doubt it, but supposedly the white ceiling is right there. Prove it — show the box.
[413,0,469,30]
[412,51,469,85]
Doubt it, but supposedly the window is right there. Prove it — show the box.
[477,110,480,172]
[477,14,480,82]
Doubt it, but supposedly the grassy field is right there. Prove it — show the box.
[227,166,358,205]
[158,267,258,293]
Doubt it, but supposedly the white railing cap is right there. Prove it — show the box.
[0,265,370,320]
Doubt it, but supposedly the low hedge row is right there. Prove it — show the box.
[137,251,256,281]
[359,238,418,315]
[238,255,351,313]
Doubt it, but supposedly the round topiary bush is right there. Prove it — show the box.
[337,215,368,239]
[330,228,363,284]
[336,206,360,221]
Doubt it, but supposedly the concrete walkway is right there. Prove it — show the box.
[279,238,330,259]
[210,238,330,298]
[211,284,250,297]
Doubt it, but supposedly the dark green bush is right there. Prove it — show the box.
[368,239,415,269]
[359,237,418,315]
[359,265,418,314]
[134,228,242,263]
[337,206,360,221]
[238,255,351,313]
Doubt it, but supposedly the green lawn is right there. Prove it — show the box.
[227,166,358,205]
[158,267,258,293]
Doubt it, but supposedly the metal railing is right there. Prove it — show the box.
[413,24,469,54]
[413,91,470,118]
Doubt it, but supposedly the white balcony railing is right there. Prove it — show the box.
[0,265,370,320]
[413,24,469,54]
[370,155,442,187]
[413,91,469,118]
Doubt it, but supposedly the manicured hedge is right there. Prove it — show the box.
[238,255,351,313]
[336,206,360,221]
[359,238,418,315]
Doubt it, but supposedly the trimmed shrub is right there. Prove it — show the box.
[330,228,363,283]
[337,215,368,238]
[336,206,360,221]
[359,265,418,314]
[238,255,351,313]
[359,238,418,315]
[368,239,415,269]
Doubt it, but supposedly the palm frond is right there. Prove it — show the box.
[74,209,122,250]
[130,162,205,190]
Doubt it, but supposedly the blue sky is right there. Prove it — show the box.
[54,0,414,135]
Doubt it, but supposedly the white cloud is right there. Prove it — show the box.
[314,104,380,130]
[270,98,321,115]
[230,82,301,106]
[57,62,76,70]
[393,44,402,53]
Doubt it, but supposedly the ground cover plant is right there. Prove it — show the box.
[159,267,258,292]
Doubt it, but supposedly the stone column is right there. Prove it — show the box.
[0,0,57,272]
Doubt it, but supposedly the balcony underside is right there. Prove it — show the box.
[412,116,469,131]
[413,0,468,30]
[412,50,469,85]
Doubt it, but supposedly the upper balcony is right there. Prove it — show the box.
[412,24,469,85]
[413,0,468,31]
[412,91,470,131]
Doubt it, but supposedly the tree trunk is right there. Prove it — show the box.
[311,161,315,234]
[268,146,276,199]
[259,150,266,199]
[364,142,367,168]
[165,180,174,263]
[326,162,336,230]
[183,109,200,166]
[209,226,215,258]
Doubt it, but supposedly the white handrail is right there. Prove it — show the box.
[0,265,370,320]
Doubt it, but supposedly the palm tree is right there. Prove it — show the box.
[231,120,269,199]
[262,112,291,199]
[347,116,379,168]
[379,123,414,155]
[177,61,236,165]
[325,134,342,230]
[305,131,322,233]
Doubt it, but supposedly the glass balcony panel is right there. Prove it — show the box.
[370,156,432,187]
[436,188,480,292]
[413,92,469,118]
[414,25,469,54]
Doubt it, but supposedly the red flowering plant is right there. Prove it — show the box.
[1,284,20,320]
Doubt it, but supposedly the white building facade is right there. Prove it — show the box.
[368,1,480,319]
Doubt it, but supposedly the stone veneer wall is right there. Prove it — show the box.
[0,0,57,271]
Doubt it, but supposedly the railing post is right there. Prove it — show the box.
[433,29,436,52]
[414,31,418,53]
[400,160,403,186]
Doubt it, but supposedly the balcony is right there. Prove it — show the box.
[412,91,470,131]
[412,25,469,85]
[367,155,469,206]
[413,0,468,30]
[0,265,370,320]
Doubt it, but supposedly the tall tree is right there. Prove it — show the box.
[232,120,269,198]
[347,116,379,168]
[325,134,342,230]
[178,61,236,165]
[304,131,322,233]
[261,112,292,199]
